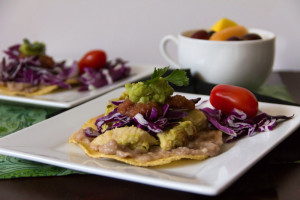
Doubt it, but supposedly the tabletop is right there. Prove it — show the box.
[0,71,299,200]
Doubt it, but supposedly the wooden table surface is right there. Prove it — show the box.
[0,71,299,200]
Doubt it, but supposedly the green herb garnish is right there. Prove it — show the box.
[146,67,189,86]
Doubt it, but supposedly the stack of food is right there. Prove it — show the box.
[69,67,293,167]
[69,67,223,166]
[0,39,131,96]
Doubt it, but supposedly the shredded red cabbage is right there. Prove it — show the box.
[92,102,187,137]
[133,113,163,133]
[110,100,125,106]
[78,58,131,91]
[200,106,293,142]
[85,127,100,138]
[1,43,131,92]
[0,44,76,88]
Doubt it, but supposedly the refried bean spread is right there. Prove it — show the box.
[73,127,222,163]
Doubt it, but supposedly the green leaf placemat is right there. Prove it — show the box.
[0,102,81,179]
[0,155,80,179]
[0,103,47,137]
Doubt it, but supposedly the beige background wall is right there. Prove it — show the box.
[1,0,299,71]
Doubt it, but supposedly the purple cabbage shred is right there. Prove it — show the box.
[1,43,131,92]
[0,44,76,88]
[85,127,100,138]
[200,106,293,142]
[94,102,188,136]
[78,58,131,91]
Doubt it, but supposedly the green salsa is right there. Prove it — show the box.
[125,77,174,104]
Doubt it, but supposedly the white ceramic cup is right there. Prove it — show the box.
[160,29,275,90]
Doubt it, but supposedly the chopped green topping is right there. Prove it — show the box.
[19,38,46,56]
[125,67,189,104]
[125,77,174,104]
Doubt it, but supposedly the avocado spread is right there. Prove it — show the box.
[125,77,174,104]
[19,38,46,56]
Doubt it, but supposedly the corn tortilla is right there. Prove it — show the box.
[0,78,79,97]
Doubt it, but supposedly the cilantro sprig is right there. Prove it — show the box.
[146,67,189,86]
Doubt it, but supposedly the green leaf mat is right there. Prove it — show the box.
[0,103,81,179]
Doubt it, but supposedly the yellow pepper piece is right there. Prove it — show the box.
[210,18,238,32]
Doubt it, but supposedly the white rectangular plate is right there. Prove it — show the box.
[0,64,155,108]
[0,88,299,195]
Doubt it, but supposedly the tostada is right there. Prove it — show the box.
[69,67,223,166]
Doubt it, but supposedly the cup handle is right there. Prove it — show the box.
[159,35,181,69]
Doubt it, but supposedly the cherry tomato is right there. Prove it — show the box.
[210,84,258,118]
[78,50,107,73]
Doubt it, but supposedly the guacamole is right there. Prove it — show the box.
[157,121,196,150]
[91,126,158,152]
[19,38,45,56]
[125,77,174,104]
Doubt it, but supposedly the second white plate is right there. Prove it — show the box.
[0,64,156,108]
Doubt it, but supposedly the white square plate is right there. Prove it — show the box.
[0,64,155,108]
[0,87,299,195]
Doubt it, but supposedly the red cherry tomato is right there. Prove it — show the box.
[210,84,258,118]
[78,50,107,73]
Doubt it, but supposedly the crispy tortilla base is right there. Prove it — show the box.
[0,84,59,96]
[0,78,79,97]
[69,115,209,167]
